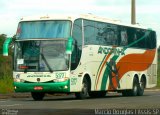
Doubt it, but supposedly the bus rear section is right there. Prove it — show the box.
[69,16,157,98]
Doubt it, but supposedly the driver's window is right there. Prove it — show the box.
[71,19,83,70]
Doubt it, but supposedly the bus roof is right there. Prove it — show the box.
[20,14,151,30]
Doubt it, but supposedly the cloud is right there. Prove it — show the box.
[93,0,130,6]
[0,0,159,46]
[137,5,160,14]
[5,0,94,14]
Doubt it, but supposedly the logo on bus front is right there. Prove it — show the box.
[98,46,125,56]
[27,75,51,77]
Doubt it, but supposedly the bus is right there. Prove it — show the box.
[3,14,157,100]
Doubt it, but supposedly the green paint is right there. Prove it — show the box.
[101,65,109,90]
[101,55,119,90]
[66,37,73,54]
[98,46,103,54]
[100,29,152,90]
[94,55,106,89]
[3,37,12,56]
[98,46,125,56]
[14,80,70,92]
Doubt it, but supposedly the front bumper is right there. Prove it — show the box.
[14,80,70,93]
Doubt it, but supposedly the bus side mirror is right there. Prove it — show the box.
[66,37,73,54]
[3,37,12,56]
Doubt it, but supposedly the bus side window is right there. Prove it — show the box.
[127,27,138,48]
[137,30,146,49]
[71,40,77,69]
[120,28,128,46]
[72,19,82,70]
[146,31,156,49]
[151,31,157,49]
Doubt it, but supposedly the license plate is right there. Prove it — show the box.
[34,86,43,90]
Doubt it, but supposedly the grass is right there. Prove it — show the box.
[157,51,160,88]
[0,54,13,94]
[158,75,160,87]
[0,76,14,94]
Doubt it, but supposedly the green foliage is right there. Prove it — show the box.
[0,34,13,93]
[0,34,6,54]
[0,34,12,78]
[0,76,14,93]
[157,49,160,87]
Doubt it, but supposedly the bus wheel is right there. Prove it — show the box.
[137,77,145,96]
[75,78,88,99]
[89,91,106,98]
[31,92,45,101]
[122,90,130,96]
[130,77,139,96]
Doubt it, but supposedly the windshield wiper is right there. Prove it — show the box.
[41,53,53,73]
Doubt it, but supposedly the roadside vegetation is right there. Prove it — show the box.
[157,48,160,87]
[0,34,13,93]
[0,34,160,93]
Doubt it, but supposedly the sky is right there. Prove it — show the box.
[0,0,159,46]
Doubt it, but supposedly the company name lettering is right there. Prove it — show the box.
[27,75,51,77]
[98,47,125,56]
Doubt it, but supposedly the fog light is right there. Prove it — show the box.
[64,86,68,89]
[14,86,17,90]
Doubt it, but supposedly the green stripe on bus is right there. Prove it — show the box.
[94,55,106,89]
[100,29,151,90]
[100,64,109,90]
[101,56,119,90]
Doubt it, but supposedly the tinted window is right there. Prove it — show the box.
[136,29,146,48]
[118,27,156,49]
[17,21,71,39]
[127,27,138,47]
[72,19,83,70]
[119,26,128,46]
[72,19,82,47]
[146,31,157,49]
[83,20,118,46]
[78,19,157,50]
[83,20,98,45]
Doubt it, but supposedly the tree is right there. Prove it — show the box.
[0,34,12,79]
[0,34,7,54]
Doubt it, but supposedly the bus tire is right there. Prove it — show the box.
[31,92,45,101]
[75,77,88,99]
[89,91,106,98]
[130,77,139,96]
[137,77,145,96]
[122,90,130,96]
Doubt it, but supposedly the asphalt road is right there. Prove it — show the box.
[0,90,160,115]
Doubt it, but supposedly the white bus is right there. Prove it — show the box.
[3,14,157,100]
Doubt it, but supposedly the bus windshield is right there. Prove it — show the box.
[14,40,69,72]
[16,20,71,39]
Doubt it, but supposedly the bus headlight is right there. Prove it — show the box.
[14,78,25,82]
[16,74,20,79]
[14,74,25,82]
[53,77,69,82]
